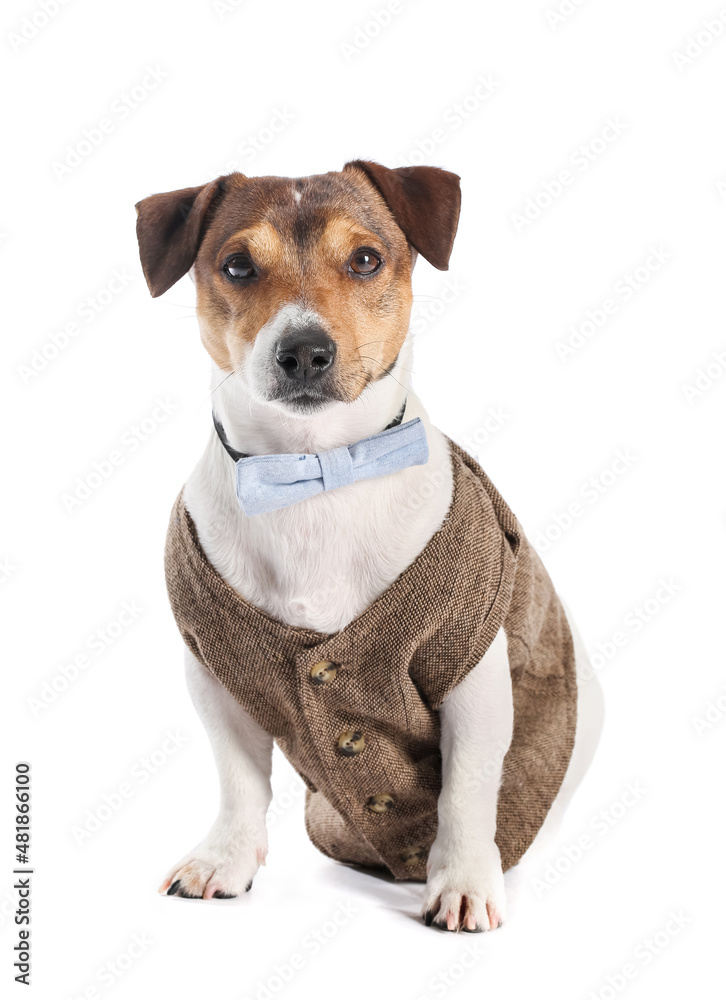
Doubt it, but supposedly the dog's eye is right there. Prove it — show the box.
[348,249,382,275]
[223,254,256,280]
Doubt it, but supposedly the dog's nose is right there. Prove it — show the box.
[275,332,336,382]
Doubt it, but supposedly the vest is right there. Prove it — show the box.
[164,440,577,881]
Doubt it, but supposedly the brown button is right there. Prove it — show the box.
[337,730,365,756]
[366,793,395,813]
[310,660,339,685]
[401,845,427,867]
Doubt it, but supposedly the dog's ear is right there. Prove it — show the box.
[345,160,461,270]
[135,177,227,297]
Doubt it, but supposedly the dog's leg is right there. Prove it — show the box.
[423,627,513,932]
[160,649,273,900]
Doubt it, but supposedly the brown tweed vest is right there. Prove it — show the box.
[164,440,577,881]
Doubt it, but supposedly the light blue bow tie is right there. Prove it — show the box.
[214,415,429,516]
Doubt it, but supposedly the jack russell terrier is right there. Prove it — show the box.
[135,161,603,933]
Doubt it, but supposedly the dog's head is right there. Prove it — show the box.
[136,161,460,414]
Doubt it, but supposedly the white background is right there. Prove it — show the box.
[3,0,725,997]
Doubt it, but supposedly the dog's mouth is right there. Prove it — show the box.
[266,368,370,413]
[268,383,343,413]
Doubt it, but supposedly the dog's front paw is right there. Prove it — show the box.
[159,826,267,900]
[422,838,506,932]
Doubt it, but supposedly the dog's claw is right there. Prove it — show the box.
[486,902,502,929]
[167,880,181,896]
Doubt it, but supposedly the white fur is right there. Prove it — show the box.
[424,628,513,930]
[159,652,272,900]
[164,304,602,930]
[183,326,453,632]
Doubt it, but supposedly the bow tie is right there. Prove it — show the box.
[213,407,429,516]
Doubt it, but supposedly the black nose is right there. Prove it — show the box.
[275,331,336,382]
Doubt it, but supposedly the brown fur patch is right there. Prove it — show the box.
[136,164,460,403]
[193,170,413,393]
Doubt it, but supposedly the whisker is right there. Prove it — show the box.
[358,356,416,378]
[356,356,420,401]
[355,339,399,353]
[194,368,239,414]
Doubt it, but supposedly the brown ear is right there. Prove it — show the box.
[135,176,227,297]
[345,160,461,270]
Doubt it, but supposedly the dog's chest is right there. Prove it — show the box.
[184,434,453,634]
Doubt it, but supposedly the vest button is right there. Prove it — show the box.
[366,793,395,813]
[401,845,427,867]
[310,660,339,685]
[337,730,365,756]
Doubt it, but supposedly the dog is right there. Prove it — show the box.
[135,161,604,932]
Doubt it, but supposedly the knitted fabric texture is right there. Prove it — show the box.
[164,440,578,881]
